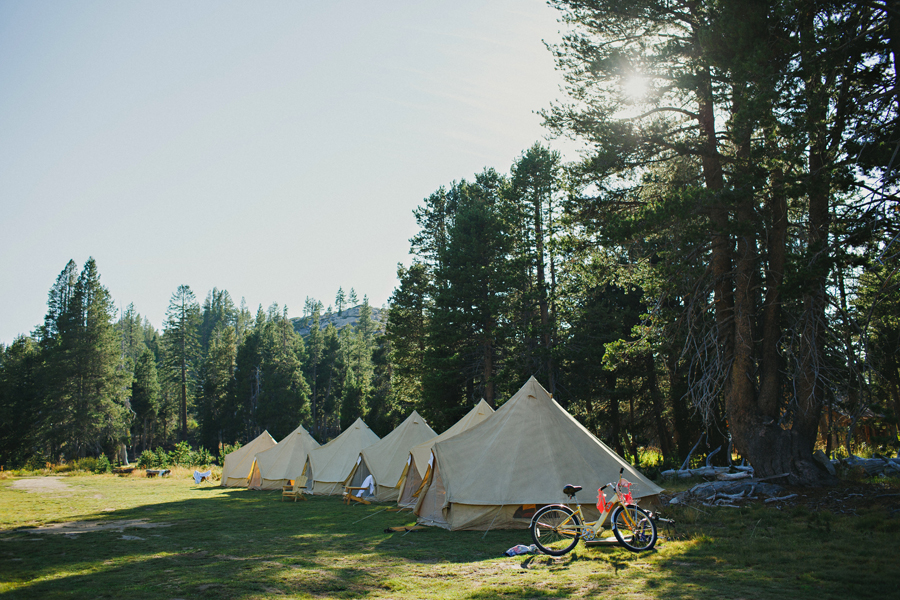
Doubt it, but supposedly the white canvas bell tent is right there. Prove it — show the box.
[220,430,277,488]
[344,410,437,503]
[414,377,664,530]
[248,424,320,490]
[396,399,494,508]
[302,418,380,495]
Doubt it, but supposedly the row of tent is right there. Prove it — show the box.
[220,377,663,530]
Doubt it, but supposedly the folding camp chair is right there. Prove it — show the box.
[343,487,372,504]
[282,476,308,502]
[343,474,375,505]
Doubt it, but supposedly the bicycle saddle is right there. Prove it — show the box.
[563,484,582,497]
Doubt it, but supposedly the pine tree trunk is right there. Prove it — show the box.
[483,337,494,406]
[607,372,623,457]
[759,127,787,417]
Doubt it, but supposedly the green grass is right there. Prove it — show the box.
[0,474,897,599]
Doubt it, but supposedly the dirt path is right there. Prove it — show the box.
[9,477,72,493]
[26,519,172,534]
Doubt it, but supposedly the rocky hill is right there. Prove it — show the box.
[291,305,384,337]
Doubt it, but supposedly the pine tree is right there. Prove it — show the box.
[335,287,346,316]
[355,296,375,381]
[423,170,516,422]
[305,305,325,437]
[131,347,160,454]
[0,336,41,467]
[256,306,311,440]
[319,323,343,438]
[510,143,562,390]
[386,262,430,409]
[117,303,146,365]
[40,258,131,458]
[544,0,894,483]
[200,288,237,354]
[163,285,201,442]
[230,306,311,442]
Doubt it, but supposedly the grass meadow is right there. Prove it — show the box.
[0,471,898,599]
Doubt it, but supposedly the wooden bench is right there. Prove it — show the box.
[113,466,135,476]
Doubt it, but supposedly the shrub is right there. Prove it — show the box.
[53,460,76,473]
[195,446,213,467]
[137,450,154,468]
[221,442,241,457]
[24,455,47,472]
[94,455,111,474]
[170,441,193,467]
[154,447,170,468]
[76,457,98,473]
[136,444,214,469]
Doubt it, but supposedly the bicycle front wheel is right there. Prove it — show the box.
[530,505,581,556]
[612,504,657,552]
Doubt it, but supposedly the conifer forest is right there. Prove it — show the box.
[2,1,900,486]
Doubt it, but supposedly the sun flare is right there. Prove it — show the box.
[622,74,649,102]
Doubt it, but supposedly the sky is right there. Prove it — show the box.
[0,0,579,345]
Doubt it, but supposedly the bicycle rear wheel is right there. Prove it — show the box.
[611,505,657,552]
[530,505,581,556]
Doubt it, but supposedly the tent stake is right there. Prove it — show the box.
[482,506,501,539]
[352,507,390,525]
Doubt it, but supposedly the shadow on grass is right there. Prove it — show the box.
[0,488,528,599]
[609,503,899,600]
[8,482,896,599]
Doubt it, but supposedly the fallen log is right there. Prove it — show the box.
[764,494,798,503]
[716,471,751,481]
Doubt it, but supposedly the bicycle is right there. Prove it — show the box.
[529,467,657,555]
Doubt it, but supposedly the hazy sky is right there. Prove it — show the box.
[0,0,577,345]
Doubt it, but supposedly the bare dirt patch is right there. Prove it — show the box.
[24,519,173,534]
[9,477,72,493]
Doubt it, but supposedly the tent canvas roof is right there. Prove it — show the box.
[416,377,663,529]
[249,424,320,490]
[397,400,494,508]
[355,410,437,491]
[221,430,277,487]
[304,418,380,494]
[409,399,494,479]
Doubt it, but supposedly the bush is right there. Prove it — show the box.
[221,442,241,457]
[94,455,111,474]
[170,441,193,467]
[137,449,168,469]
[76,457,98,473]
[195,446,213,467]
[155,447,170,468]
[136,444,214,469]
[24,455,48,473]
[53,460,76,473]
[137,450,152,468]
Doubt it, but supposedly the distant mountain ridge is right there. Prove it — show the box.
[291,304,384,337]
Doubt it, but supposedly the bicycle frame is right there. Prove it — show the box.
[553,479,639,540]
[530,468,658,554]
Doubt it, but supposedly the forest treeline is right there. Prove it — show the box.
[0,259,389,466]
[2,1,900,484]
